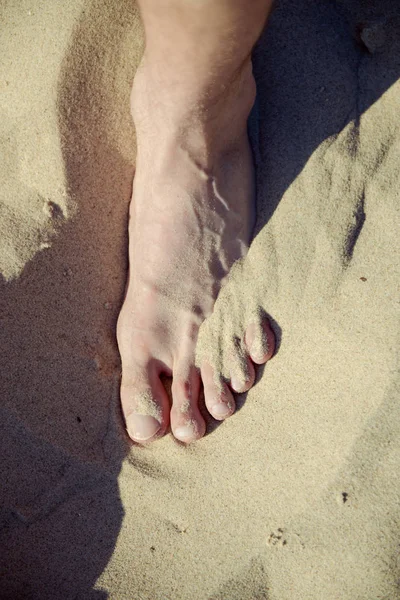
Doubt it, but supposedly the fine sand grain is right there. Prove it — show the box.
[1,1,399,599]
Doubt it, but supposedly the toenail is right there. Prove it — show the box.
[212,403,231,418]
[231,376,244,392]
[251,337,268,361]
[127,414,161,441]
[175,426,194,441]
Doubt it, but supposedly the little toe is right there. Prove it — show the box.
[201,362,235,421]
[121,364,170,443]
[171,364,205,442]
[245,319,275,365]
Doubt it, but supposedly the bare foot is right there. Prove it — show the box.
[117,57,275,443]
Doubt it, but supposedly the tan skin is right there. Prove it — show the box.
[117,0,275,444]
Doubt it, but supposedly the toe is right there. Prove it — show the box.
[230,354,255,393]
[201,362,235,421]
[171,364,205,443]
[245,318,275,365]
[121,363,170,443]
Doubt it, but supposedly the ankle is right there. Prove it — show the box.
[131,54,256,148]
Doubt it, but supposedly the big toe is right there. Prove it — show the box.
[121,364,170,443]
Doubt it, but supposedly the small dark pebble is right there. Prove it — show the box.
[76,416,82,423]
[360,277,367,282]
[356,21,386,54]
[150,546,155,552]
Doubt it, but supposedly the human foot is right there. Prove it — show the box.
[117,58,275,444]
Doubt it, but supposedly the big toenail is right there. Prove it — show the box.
[212,403,231,417]
[175,426,194,441]
[127,414,161,441]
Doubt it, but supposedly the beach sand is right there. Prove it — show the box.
[1,0,399,598]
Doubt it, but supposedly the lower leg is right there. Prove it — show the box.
[133,0,273,157]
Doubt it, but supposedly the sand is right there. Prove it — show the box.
[1,0,399,598]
